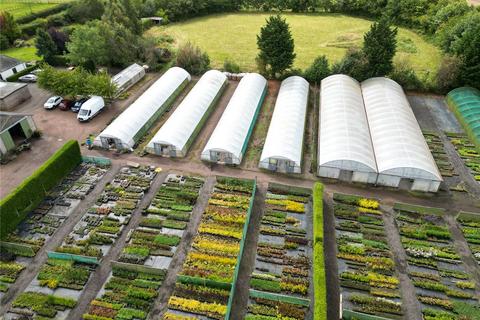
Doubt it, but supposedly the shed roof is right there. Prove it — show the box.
[202,73,267,161]
[318,74,378,173]
[97,67,190,148]
[147,70,227,152]
[0,55,24,73]
[0,82,28,99]
[260,76,309,167]
[0,111,31,132]
[362,77,442,181]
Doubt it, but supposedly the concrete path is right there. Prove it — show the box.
[0,163,122,315]
[67,170,168,319]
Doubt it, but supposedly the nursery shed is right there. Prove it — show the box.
[446,87,480,146]
[201,73,267,165]
[259,76,308,173]
[318,75,378,183]
[362,77,442,192]
[95,67,190,150]
[112,63,146,96]
[0,112,36,156]
[146,70,227,157]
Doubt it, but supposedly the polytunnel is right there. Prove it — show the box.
[146,70,227,157]
[259,76,309,173]
[318,74,378,183]
[201,73,267,165]
[446,87,480,146]
[112,63,145,96]
[361,77,442,192]
[94,67,190,151]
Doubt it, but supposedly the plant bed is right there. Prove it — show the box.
[456,211,480,264]
[165,176,255,319]
[446,132,480,181]
[333,193,403,318]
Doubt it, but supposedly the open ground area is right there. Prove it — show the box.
[149,13,442,76]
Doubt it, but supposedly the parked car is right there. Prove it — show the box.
[44,96,63,109]
[31,69,43,75]
[59,99,74,111]
[71,97,88,113]
[77,96,105,122]
[18,74,37,83]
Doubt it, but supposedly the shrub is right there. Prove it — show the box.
[223,59,241,73]
[313,182,327,320]
[0,140,81,239]
[389,58,424,91]
[175,42,210,75]
[21,19,48,37]
[6,64,38,81]
[16,3,70,24]
[303,55,330,84]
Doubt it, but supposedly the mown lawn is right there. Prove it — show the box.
[0,45,39,62]
[0,0,69,18]
[149,13,442,76]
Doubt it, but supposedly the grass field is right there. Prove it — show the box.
[0,0,69,18]
[149,13,442,76]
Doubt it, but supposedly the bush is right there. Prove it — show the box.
[389,59,423,91]
[434,55,462,94]
[331,48,369,82]
[175,42,210,75]
[223,59,241,73]
[303,55,330,84]
[0,34,9,50]
[313,182,327,320]
[0,140,81,239]
[48,55,69,67]
[21,19,47,37]
[16,3,70,24]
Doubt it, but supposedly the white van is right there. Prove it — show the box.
[77,96,105,122]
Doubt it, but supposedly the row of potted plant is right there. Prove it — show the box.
[456,211,480,264]
[447,132,480,181]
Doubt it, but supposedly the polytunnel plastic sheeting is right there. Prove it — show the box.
[202,73,267,163]
[361,77,442,181]
[147,70,227,152]
[318,74,377,173]
[447,87,480,142]
[260,76,309,167]
[112,63,145,90]
[96,67,191,149]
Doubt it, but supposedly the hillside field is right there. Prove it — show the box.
[149,13,442,76]
[0,0,69,18]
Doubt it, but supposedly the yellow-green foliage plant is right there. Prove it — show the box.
[313,182,327,320]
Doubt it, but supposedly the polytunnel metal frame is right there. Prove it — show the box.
[201,73,267,165]
[94,67,191,151]
[361,77,442,192]
[145,70,228,157]
[317,74,378,184]
[446,87,480,148]
[111,63,146,97]
[259,76,309,174]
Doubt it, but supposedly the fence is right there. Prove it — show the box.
[111,261,167,276]
[47,251,100,265]
[225,178,257,319]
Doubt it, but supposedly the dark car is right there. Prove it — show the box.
[71,98,88,113]
[59,99,73,111]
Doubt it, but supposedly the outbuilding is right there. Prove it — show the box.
[259,76,309,173]
[0,112,36,156]
[112,63,146,96]
[94,67,190,151]
[0,82,31,111]
[201,73,267,165]
[0,55,27,81]
[146,70,227,157]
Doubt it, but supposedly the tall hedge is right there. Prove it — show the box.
[0,140,81,239]
[313,182,327,320]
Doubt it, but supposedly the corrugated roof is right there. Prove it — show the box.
[0,55,24,73]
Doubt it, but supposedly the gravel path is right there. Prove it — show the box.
[0,163,122,316]
[148,176,216,319]
[230,180,266,320]
[67,170,168,319]
[381,205,423,320]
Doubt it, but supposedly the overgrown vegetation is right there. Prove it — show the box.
[175,41,210,75]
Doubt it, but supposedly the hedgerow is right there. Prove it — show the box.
[313,182,327,320]
[0,140,81,239]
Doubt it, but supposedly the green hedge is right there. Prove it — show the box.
[20,18,48,37]
[177,275,231,290]
[6,64,38,81]
[16,3,70,24]
[0,140,81,239]
[313,182,327,320]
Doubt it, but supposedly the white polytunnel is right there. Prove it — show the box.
[145,70,227,157]
[94,67,191,151]
[361,77,442,191]
[111,63,145,96]
[201,73,267,165]
[259,76,309,173]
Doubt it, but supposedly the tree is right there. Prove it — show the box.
[66,0,104,23]
[362,17,397,77]
[66,21,109,70]
[103,0,142,35]
[35,29,57,64]
[103,22,139,67]
[47,27,69,54]
[304,55,330,84]
[175,42,210,75]
[331,48,369,81]
[0,11,20,46]
[257,15,296,77]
